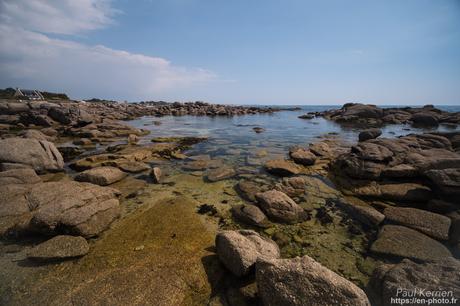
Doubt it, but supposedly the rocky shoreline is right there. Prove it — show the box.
[1,97,459,305]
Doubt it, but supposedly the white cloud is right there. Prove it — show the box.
[0,0,217,100]
[0,0,116,35]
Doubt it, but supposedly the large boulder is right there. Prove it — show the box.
[0,138,64,172]
[27,235,89,262]
[383,207,451,240]
[264,159,300,176]
[370,225,452,262]
[256,256,371,306]
[75,166,127,186]
[371,258,460,306]
[215,230,280,277]
[255,190,305,223]
[0,181,120,237]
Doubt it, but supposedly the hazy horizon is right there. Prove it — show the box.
[1,0,460,105]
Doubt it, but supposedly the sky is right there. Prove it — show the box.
[0,0,459,105]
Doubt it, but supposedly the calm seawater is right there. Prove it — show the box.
[131,105,457,140]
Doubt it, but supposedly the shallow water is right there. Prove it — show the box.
[129,105,459,165]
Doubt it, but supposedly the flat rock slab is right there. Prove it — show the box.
[372,258,460,306]
[256,256,371,306]
[27,235,89,262]
[370,225,452,262]
[216,230,280,277]
[75,166,127,186]
[384,207,451,240]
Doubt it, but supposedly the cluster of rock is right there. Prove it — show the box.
[140,101,285,116]
[301,103,460,127]
[214,230,371,305]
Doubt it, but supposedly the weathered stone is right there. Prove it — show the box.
[255,190,305,223]
[20,129,53,141]
[0,181,120,237]
[114,161,150,173]
[27,235,89,262]
[150,167,162,183]
[424,168,460,196]
[289,147,317,166]
[231,205,269,228]
[411,112,439,126]
[0,168,41,185]
[206,166,236,182]
[352,182,432,202]
[359,129,382,142]
[75,166,127,186]
[215,230,280,277]
[236,180,265,202]
[384,207,451,240]
[370,225,452,261]
[0,138,64,172]
[352,143,393,162]
[381,164,418,178]
[264,159,300,176]
[335,200,385,227]
[256,256,371,306]
[372,258,460,306]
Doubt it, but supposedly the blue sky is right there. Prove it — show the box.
[0,0,459,105]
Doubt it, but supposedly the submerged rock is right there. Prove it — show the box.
[370,225,452,262]
[383,207,451,240]
[215,230,280,277]
[255,190,305,224]
[264,159,300,176]
[206,166,236,182]
[75,166,127,186]
[27,235,89,262]
[256,256,371,306]
[0,137,64,172]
